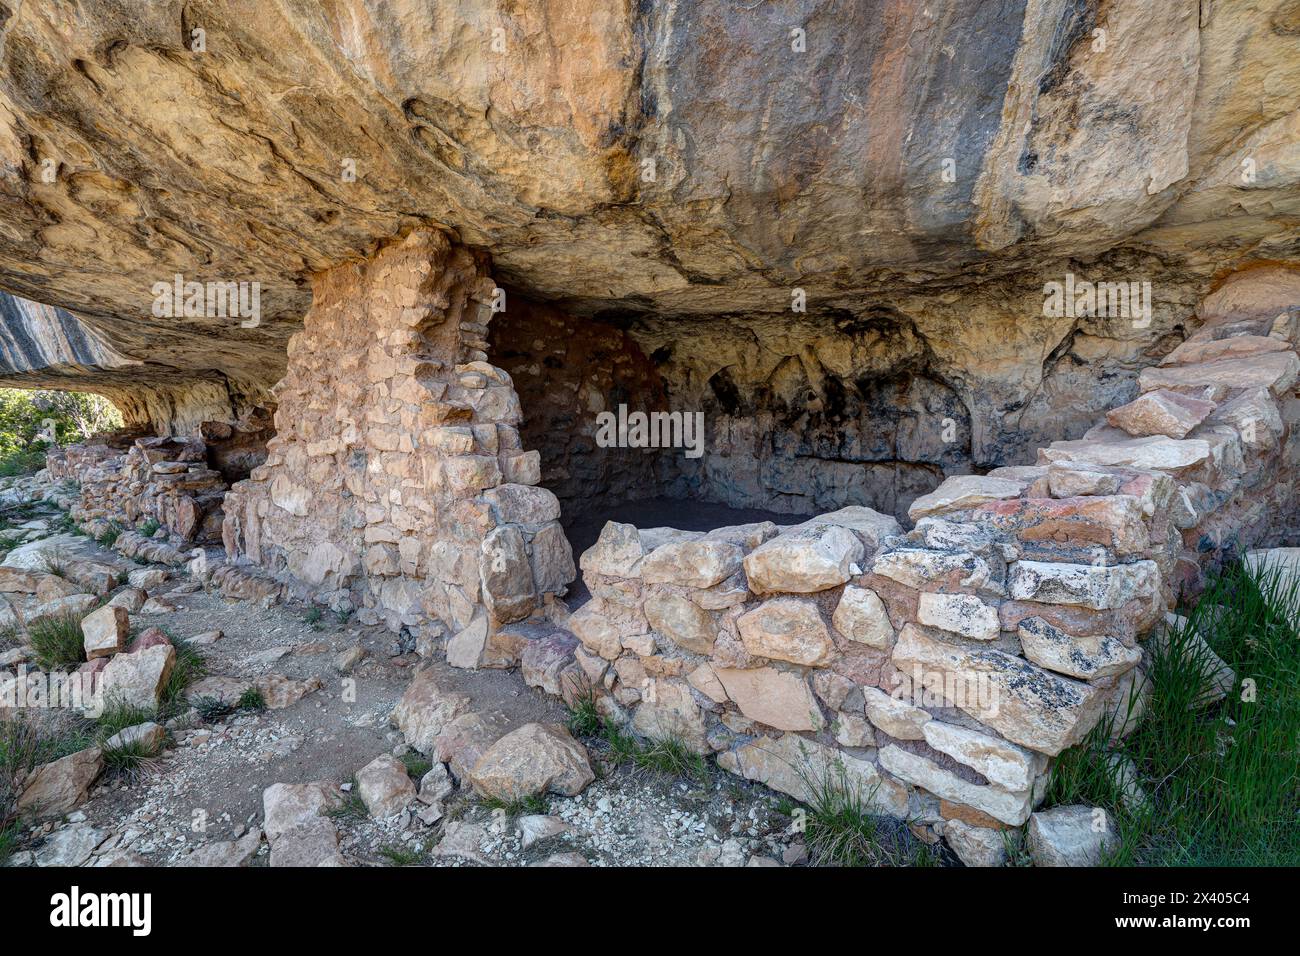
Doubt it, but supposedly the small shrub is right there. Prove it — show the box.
[137,517,160,537]
[28,614,85,670]
[236,687,265,711]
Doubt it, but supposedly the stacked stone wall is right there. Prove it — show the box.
[51,435,232,548]
[541,267,1300,831]
[219,229,576,644]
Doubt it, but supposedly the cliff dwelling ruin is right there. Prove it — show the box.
[0,0,1298,877]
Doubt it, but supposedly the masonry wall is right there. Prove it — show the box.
[220,229,575,643]
[534,267,1300,833]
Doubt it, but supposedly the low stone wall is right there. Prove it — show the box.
[219,229,576,642]
[51,435,231,545]
[541,268,1300,841]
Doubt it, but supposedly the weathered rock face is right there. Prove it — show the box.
[1,0,1298,476]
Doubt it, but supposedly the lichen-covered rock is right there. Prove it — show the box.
[1027,806,1119,867]
[891,625,1105,756]
[916,592,1000,641]
[467,723,594,801]
[1017,617,1142,680]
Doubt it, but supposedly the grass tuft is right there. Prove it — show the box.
[565,684,602,738]
[94,522,122,548]
[325,778,368,822]
[38,546,70,579]
[378,843,425,866]
[236,687,265,711]
[28,614,85,670]
[160,634,207,711]
[1043,559,1300,866]
[791,747,938,867]
[399,751,432,780]
[479,792,549,818]
[94,702,156,742]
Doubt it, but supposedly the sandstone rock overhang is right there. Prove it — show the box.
[0,0,1295,331]
[0,290,264,433]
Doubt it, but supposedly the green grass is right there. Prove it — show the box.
[1043,559,1300,866]
[27,614,85,670]
[378,843,425,866]
[160,634,207,709]
[236,687,265,711]
[597,721,709,782]
[565,686,603,738]
[791,749,940,867]
[38,546,70,579]
[137,517,160,537]
[399,751,433,780]
[0,712,94,863]
[325,780,368,822]
[93,702,157,742]
[566,690,710,784]
[0,625,19,650]
[191,686,266,721]
[480,793,549,817]
[102,735,164,780]
[94,522,122,548]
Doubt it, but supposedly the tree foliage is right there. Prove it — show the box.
[0,388,123,476]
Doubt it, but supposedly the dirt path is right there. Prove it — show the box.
[4,491,802,868]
